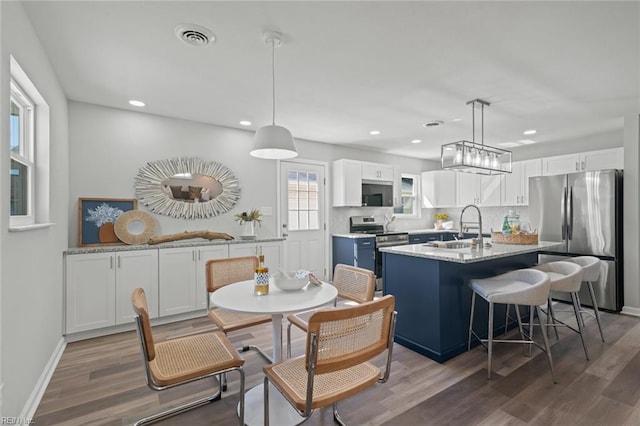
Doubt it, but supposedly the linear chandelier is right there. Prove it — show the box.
[441,98,512,175]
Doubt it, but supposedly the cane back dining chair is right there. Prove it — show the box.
[264,295,396,426]
[131,288,245,426]
[286,263,376,358]
[206,255,272,389]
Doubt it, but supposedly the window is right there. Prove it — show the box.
[10,79,35,223]
[9,56,50,229]
[396,173,421,218]
[287,170,319,231]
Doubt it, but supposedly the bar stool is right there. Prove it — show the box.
[468,268,556,382]
[531,261,588,359]
[566,256,605,342]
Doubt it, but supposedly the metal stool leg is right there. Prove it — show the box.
[571,292,589,360]
[514,304,528,356]
[536,306,557,383]
[468,292,476,351]
[587,281,605,342]
[547,296,560,340]
[487,302,494,379]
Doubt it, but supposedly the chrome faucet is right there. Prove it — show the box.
[459,204,483,245]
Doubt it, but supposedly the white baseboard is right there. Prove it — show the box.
[19,337,66,420]
[621,306,640,317]
[0,382,4,416]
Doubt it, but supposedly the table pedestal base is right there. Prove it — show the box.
[239,383,306,426]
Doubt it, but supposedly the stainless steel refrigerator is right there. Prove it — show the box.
[529,169,623,311]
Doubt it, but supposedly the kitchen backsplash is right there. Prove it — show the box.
[330,205,529,234]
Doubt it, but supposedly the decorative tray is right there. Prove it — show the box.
[491,232,538,245]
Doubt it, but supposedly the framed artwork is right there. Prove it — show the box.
[78,198,137,247]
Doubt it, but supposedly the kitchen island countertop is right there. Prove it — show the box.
[379,240,562,263]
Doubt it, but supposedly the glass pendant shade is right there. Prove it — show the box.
[251,124,298,159]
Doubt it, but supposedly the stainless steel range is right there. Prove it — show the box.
[349,216,409,290]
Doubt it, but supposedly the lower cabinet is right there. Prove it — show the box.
[65,240,282,336]
[332,236,375,274]
[65,250,159,334]
[159,245,232,316]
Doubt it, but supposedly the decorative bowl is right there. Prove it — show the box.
[272,271,309,291]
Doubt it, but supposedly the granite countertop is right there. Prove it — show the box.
[379,241,563,264]
[65,237,286,255]
[407,229,459,234]
[333,229,460,238]
[332,233,377,239]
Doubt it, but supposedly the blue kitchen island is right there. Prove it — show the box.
[380,240,562,363]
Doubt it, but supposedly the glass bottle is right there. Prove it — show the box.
[507,209,520,234]
[254,254,269,295]
[502,215,512,234]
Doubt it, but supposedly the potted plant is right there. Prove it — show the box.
[434,212,449,230]
[235,208,262,239]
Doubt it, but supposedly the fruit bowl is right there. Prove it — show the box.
[272,271,309,291]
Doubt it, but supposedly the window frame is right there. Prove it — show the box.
[395,173,421,218]
[9,78,36,226]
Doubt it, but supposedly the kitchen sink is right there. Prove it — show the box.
[424,241,472,249]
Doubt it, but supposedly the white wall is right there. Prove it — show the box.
[623,114,640,315]
[0,1,69,417]
[69,101,434,245]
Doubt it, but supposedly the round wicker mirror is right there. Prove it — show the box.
[134,157,240,219]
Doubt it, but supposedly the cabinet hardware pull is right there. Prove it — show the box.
[117,256,121,268]
[581,161,585,170]
[198,250,201,261]
[192,250,195,262]
[576,161,579,171]
[110,256,113,269]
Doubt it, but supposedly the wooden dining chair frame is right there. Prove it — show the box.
[264,295,397,426]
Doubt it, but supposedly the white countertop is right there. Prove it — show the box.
[333,229,459,238]
[379,241,563,264]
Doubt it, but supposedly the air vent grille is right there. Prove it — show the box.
[175,24,215,47]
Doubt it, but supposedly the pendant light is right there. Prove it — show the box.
[250,31,298,160]
[441,98,512,175]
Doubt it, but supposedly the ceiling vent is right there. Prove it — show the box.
[424,120,445,128]
[175,24,215,47]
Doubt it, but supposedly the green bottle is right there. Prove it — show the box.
[502,216,511,234]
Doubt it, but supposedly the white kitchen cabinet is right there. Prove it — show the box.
[456,173,501,207]
[65,249,159,334]
[542,148,623,175]
[115,250,159,325]
[361,161,393,181]
[158,247,198,316]
[501,159,542,206]
[229,241,283,272]
[195,245,229,309]
[421,170,457,208]
[333,159,362,207]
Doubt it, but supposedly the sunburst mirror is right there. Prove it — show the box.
[134,157,240,219]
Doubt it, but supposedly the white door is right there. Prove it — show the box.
[280,161,328,279]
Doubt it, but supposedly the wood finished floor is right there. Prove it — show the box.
[34,305,640,426]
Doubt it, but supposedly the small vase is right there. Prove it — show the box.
[434,220,444,230]
[98,222,118,243]
[242,221,256,236]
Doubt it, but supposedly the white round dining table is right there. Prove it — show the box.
[210,278,338,426]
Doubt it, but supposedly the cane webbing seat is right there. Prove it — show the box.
[131,288,245,426]
[206,256,271,332]
[286,264,375,357]
[264,295,396,426]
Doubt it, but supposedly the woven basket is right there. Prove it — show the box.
[491,232,538,245]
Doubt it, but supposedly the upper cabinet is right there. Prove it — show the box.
[456,173,501,207]
[421,170,457,208]
[501,159,542,206]
[542,148,623,176]
[361,161,393,181]
[333,159,394,207]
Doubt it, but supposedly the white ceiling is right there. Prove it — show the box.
[22,1,639,160]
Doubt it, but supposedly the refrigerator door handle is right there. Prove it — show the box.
[568,186,574,240]
[561,186,567,240]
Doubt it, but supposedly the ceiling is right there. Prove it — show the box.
[22,1,639,161]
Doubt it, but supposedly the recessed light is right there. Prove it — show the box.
[370,130,381,135]
[239,120,252,126]
[449,118,462,122]
[129,100,145,107]
[411,139,422,144]
[523,129,537,135]
[518,139,537,145]
[498,142,520,148]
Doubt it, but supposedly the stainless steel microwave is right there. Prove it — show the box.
[361,181,393,207]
